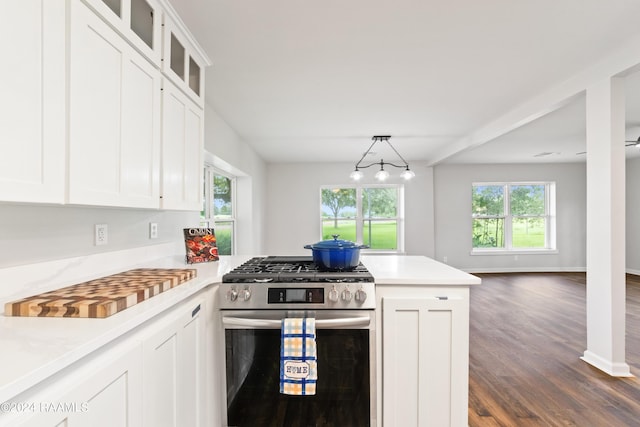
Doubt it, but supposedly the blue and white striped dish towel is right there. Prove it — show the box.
[280,317,317,395]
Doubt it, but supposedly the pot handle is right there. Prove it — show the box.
[359,245,370,249]
[303,244,312,249]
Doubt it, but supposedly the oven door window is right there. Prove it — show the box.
[225,329,370,427]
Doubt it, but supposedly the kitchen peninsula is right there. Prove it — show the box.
[0,250,479,427]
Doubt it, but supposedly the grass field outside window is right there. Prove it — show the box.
[322,220,397,250]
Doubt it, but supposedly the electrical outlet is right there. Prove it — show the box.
[95,224,108,246]
[149,222,158,239]
[443,256,448,263]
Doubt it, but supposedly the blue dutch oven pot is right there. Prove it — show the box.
[304,235,369,271]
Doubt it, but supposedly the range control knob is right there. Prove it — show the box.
[355,288,367,304]
[239,288,251,302]
[341,287,353,302]
[227,288,238,302]
[328,286,339,303]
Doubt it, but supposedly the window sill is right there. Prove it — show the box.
[361,250,404,255]
[470,249,558,256]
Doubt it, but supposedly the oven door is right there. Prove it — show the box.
[221,310,377,427]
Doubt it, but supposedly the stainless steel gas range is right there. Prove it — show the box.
[219,256,377,427]
[219,255,376,310]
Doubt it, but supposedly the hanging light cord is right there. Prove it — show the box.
[383,137,410,168]
[353,138,380,169]
[354,136,410,170]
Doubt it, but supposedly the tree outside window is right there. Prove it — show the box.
[201,166,235,255]
[472,185,505,248]
[213,175,234,255]
[472,182,554,251]
[321,186,401,251]
[362,188,397,250]
[510,185,546,248]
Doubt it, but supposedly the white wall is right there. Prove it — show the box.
[265,162,435,257]
[0,204,197,268]
[433,163,587,272]
[204,104,267,255]
[626,157,640,273]
[0,103,267,269]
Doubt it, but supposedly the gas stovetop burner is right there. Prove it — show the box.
[222,256,374,284]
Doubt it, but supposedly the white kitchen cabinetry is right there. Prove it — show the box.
[142,296,206,426]
[82,0,163,65]
[11,339,143,427]
[0,290,210,427]
[1,0,208,210]
[161,79,204,210]
[68,0,161,209]
[162,14,206,106]
[0,1,65,204]
[381,289,470,427]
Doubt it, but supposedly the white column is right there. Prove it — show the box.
[581,77,631,376]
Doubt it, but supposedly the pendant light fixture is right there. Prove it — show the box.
[350,135,415,181]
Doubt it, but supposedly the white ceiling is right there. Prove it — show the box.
[169,0,640,165]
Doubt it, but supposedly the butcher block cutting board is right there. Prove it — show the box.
[4,268,197,318]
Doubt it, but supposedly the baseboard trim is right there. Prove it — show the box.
[462,267,640,276]
[581,350,634,377]
[461,267,587,274]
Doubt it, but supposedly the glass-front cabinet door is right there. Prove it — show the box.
[162,14,206,105]
[83,0,162,65]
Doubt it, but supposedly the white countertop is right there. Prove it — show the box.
[361,255,481,286]
[0,250,478,405]
[0,249,252,405]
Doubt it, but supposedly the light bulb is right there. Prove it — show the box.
[400,168,415,180]
[375,169,389,181]
[350,169,364,181]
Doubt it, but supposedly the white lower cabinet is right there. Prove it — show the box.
[1,292,209,427]
[14,339,143,427]
[142,296,206,427]
[381,289,470,427]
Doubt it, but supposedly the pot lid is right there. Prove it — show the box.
[309,235,360,249]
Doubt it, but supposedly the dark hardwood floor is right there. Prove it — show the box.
[468,273,640,426]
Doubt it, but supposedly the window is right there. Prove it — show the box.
[320,185,403,252]
[472,182,556,252]
[201,166,235,255]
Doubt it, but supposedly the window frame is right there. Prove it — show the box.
[201,165,236,255]
[471,181,556,255]
[320,184,404,253]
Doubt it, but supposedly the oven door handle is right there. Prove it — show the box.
[222,316,371,329]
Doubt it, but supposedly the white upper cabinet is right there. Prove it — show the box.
[82,0,163,65]
[161,79,204,210]
[0,1,65,203]
[0,0,207,209]
[162,11,208,107]
[68,0,161,208]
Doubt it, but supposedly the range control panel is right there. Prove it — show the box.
[219,282,376,310]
